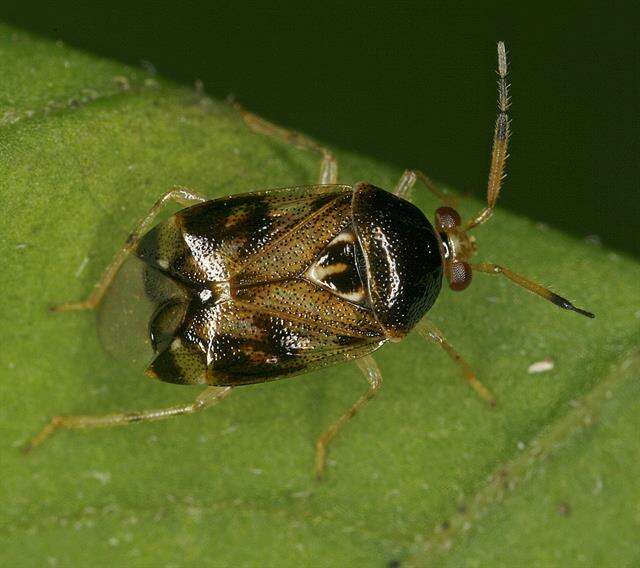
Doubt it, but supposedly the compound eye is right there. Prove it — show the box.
[448,261,472,291]
[435,207,462,230]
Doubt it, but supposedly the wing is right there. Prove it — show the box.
[96,254,189,371]
[134,183,387,385]
[147,280,386,386]
[135,184,353,287]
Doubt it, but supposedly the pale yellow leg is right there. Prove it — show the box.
[52,187,207,312]
[315,355,382,480]
[393,169,457,206]
[416,319,495,406]
[23,386,232,453]
[231,100,338,184]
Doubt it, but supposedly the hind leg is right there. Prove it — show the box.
[315,355,382,480]
[23,386,232,453]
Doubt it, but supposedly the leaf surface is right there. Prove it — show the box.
[1,25,638,567]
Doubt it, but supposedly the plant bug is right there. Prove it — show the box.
[25,43,593,479]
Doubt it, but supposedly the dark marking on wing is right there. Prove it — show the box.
[151,298,384,386]
[146,335,208,385]
[233,192,353,286]
[135,185,353,289]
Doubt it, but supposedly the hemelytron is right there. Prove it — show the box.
[25,43,593,479]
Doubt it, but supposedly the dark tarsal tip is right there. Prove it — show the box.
[551,293,595,319]
[572,306,596,319]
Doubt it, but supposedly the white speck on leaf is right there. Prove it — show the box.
[222,424,238,435]
[86,471,111,485]
[593,476,603,495]
[528,359,555,374]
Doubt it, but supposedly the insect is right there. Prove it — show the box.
[25,43,593,478]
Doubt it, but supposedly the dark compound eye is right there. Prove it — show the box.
[448,261,472,291]
[435,207,461,230]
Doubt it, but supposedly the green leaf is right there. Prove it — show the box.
[2,25,638,567]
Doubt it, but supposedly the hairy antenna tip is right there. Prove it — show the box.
[497,42,507,74]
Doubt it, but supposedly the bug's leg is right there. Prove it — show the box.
[52,187,207,312]
[393,169,456,207]
[23,386,232,453]
[415,319,496,406]
[231,101,338,184]
[315,355,382,480]
[465,42,510,230]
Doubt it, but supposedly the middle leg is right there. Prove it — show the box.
[315,355,382,479]
[231,101,338,185]
[393,169,457,206]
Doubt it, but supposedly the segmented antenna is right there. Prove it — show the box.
[466,41,511,229]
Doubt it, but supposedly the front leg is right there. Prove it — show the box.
[393,169,456,206]
[415,318,495,405]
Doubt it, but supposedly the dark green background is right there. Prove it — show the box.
[3,2,637,257]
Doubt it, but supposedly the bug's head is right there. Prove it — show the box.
[432,201,594,319]
[434,206,476,291]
